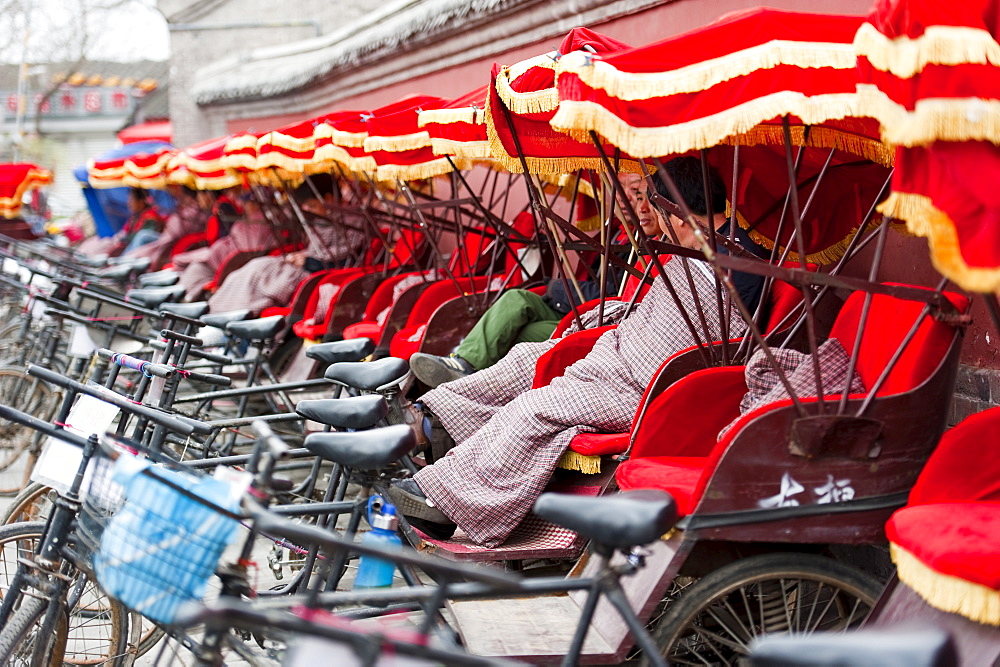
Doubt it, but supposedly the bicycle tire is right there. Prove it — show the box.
[0,368,59,495]
[645,552,882,666]
[0,522,130,666]
[0,594,69,666]
[1,483,53,525]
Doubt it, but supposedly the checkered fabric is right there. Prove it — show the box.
[416,483,602,560]
[416,257,745,547]
[127,202,207,269]
[718,337,867,439]
[178,221,276,299]
[207,222,362,315]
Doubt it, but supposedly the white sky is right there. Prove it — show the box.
[1,0,170,64]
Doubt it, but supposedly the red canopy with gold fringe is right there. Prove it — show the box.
[312,110,374,175]
[550,8,892,264]
[90,144,175,190]
[362,94,450,181]
[856,0,1000,293]
[167,135,240,190]
[487,27,633,174]
[418,85,491,162]
[0,163,52,219]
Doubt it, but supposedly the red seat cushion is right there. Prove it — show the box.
[342,321,382,342]
[887,502,1000,591]
[615,456,711,517]
[260,306,291,318]
[566,432,630,457]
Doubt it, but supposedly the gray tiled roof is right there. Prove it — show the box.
[190,0,518,104]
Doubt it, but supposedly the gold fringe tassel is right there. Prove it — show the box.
[254,152,309,174]
[374,157,457,182]
[556,41,856,102]
[429,138,491,159]
[418,107,479,127]
[221,154,258,172]
[891,542,1000,626]
[363,131,432,153]
[856,85,1000,148]
[313,124,368,148]
[557,450,602,474]
[495,68,561,116]
[879,191,1000,293]
[551,92,871,162]
[855,22,1000,79]
[260,131,316,153]
[224,134,259,152]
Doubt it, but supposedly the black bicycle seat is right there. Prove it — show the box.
[225,315,285,340]
[139,270,180,287]
[160,301,210,319]
[304,424,414,469]
[201,309,250,329]
[126,285,186,308]
[296,395,389,430]
[324,357,409,391]
[306,339,375,365]
[748,626,956,667]
[533,490,677,550]
[97,263,135,281]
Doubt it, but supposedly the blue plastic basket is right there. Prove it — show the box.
[93,455,241,625]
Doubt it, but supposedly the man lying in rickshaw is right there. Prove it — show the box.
[388,157,766,545]
[408,172,663,388]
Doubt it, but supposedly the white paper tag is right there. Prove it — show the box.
[69,324,100,357]
[31,393,120,494]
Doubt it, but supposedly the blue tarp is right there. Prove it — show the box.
[73,141,176,238]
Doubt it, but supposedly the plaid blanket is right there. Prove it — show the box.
[416,257,743,546]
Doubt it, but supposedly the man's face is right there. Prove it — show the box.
[660,212,711,249]
[618,174,661,236]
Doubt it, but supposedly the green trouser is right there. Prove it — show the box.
[456,289,561,370]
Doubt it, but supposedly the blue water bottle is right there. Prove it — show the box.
[353,495,402,588]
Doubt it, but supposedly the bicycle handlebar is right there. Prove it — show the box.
[159,329,203,346]
[97,349,175,379]
[26,364,211,437]
[173,368,231,387]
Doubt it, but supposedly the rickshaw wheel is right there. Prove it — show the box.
[644,552,881,666]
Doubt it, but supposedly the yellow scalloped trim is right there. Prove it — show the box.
[314,123,368,148]
[557,450,602,474]
[122,174,167,189]
[891,541,1000,626]
[87,160,127,178]
[556,41,855,102]
[221,153,258,172]
[224,134,259,152]
[551,91,869,160]
[856,84,1000,148]
[879,191,1000,293]
[260,131,316,153]
[312,144,376,173]
[124,153,172,179]
[374,156,464,182]
[495,67,561,116]
[255,151,309,174]
[363,131,431,153]
[855,22,1000,79]
[419,107,480,126]
[507,52,558,82]
[429,138,491,159]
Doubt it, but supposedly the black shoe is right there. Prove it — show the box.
[405,515,457,541]
[387,478,452,523]
[409,353,475,388]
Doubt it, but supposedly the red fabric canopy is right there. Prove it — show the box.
[855,0,1000,292]
[117,120,172,145]
[90,145,175,190]
[221,131,265,175]
[167,135,239,190]
[312,110,374,174]
[418,85,490,163]
[362,94,449,181]
[0,163,52,219]
[549,9,891,263]
[487,27,633,174]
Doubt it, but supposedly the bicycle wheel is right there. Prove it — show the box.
[646,552,882,666]
[0,369,58,495]
[0,522,130,666]
[0,595,69,666]
[1,483,55,525]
